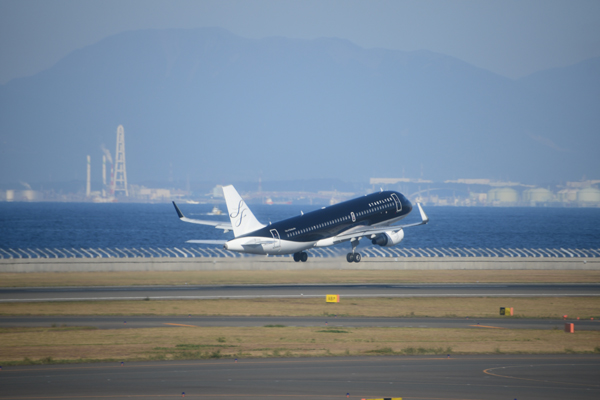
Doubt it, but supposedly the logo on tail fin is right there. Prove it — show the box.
[229,200,248,227]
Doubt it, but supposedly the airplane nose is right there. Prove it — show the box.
[404,197,413,213]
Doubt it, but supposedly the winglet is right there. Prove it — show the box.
[173,201,185,219]
[417,203,429,224]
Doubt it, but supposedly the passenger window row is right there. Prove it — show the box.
[287,197,394,238]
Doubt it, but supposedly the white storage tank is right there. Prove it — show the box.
[577,187,600,204]
[488,188,519,204]
[20,190,38,201]
[523,188,553,204]
[558,189,578,203]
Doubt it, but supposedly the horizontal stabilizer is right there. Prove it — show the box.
[172,202,233,232]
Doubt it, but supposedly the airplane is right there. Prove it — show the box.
[173,185,428,263]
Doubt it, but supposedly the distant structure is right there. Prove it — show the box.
[86,155,91,197]
[112,125,128,197]
[101,145,113,196]
[102,155,106,197]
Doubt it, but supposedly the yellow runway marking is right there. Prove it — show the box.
[163,323,199,327]
[469,325,504,329]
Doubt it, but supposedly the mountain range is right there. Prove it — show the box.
[1,27,598,187]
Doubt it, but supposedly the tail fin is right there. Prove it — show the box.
[222,185,265,237]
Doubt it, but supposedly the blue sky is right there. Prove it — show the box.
[1,0,599,84]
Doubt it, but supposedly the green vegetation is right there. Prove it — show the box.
[1,325,598,365]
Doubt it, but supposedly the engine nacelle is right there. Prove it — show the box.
[371,229,404,247]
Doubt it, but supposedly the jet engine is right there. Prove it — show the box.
[371,229,404,247]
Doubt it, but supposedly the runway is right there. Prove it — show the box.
[2,315,599,330]
[1,355,599,399]
[1,283,599,302]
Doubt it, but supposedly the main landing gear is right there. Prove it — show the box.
[293,252,308,262]
[346,238,361,263]
[346,252,362,263]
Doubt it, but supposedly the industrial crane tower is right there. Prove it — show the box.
[112,125,128,197]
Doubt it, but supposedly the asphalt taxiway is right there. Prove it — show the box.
[1,355,599,399]
[1,315,599,330]
[1,283,599,302]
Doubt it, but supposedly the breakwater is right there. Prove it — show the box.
[1,247,598,259]
[0,247,598,272]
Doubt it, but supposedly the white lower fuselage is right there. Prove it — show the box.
[224,237,316,255]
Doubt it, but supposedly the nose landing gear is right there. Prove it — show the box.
[293,252,308,262]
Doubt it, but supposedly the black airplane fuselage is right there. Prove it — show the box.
[241,191,412,242]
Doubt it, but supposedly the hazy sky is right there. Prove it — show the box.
[1,0,599,85]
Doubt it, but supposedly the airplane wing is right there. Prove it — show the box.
[186,240,228,245]
[331,203,429,243]
[173,202,233,232]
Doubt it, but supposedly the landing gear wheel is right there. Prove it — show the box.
[346,253,362,263]
[300,252,308,262]
[293,252,301,262]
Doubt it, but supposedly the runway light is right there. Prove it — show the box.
[188,314,191,318]
[346,393,349,398]
[235,359,238,363]
[182,392,185,397]
[124,321,126,324]
[447,354,450,358]
[120,362,124,366]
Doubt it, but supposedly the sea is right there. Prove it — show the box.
[1,202,599,252]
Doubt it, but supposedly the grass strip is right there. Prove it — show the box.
[2,297,599,319]
[1,325,598,365]
[1,269,599,287]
